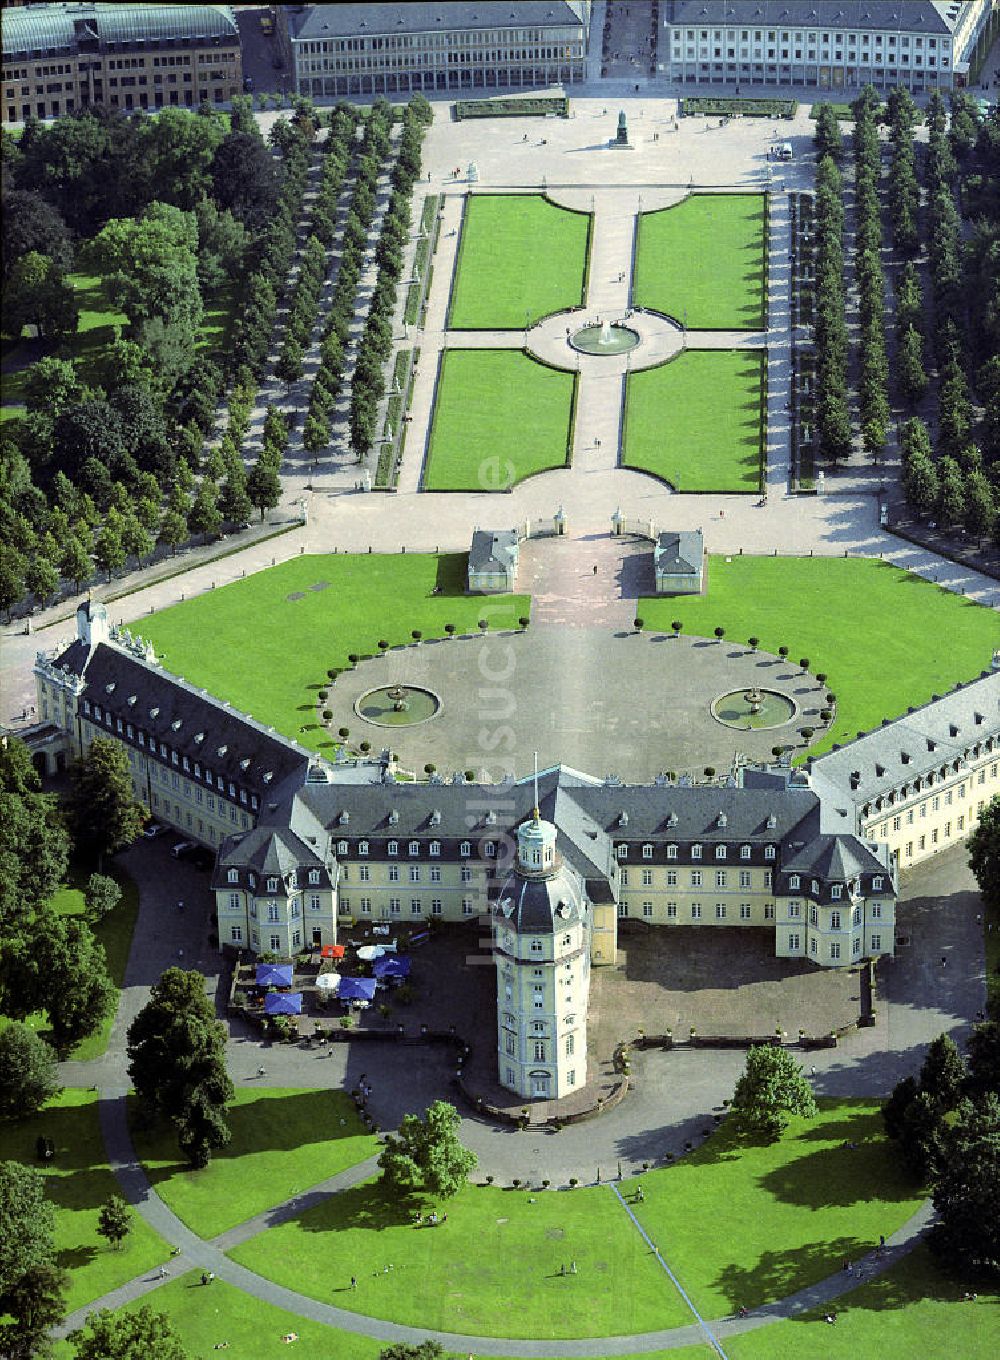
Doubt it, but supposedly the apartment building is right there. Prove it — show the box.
[287,1,590,98]
[1,2,242,124]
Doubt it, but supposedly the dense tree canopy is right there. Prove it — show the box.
[0,736,70,930]
[968,795,1000,907]
[66,735,147,867]
[70,1306,188,1360]
[929,1094,1000,1277]
[0,1159,66,1359]
[0,1023,61,1120]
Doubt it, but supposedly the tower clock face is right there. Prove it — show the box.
[556,902,571,919]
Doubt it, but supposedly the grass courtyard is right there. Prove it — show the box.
[130,1088,378,1240]
[447,193,591,329]
[633,193,767,330]
[140,554,529,756]
[0,1090,169,1313]
[640,556,1000,760]
[623,349,765,492]
[423,348,577,490]
[230,1175,690,1339]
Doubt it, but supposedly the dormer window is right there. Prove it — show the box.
[619,811,628,827]
[617,845,628,860]
[150,706,159,718]
[429,840,441,857]
[831,884,843,899]
[715,845,727,860]
[409,840,420,856]
[171,718,181,731]
[430,810,441,827]
[691,844,702,859]
[765,845,776,860]
[873,875,883,890]
[389,810,399,825]
[766,813,777,829]
[267,877,278,893]
[717,812,727,828]
[388,840,398,856]
[789,874,800,889]
[358,840,368,856]
[337,840,348,855]
[195,732,204,744]
[128,694,137,706]
[227,869,238,884]
[339,811,349,826]
[460,841,471,857]
[811,879,819,894]
[217,745,227,757]
[666,844,678,859]
[740,845,751,859]
[642,844,653,859]
[667,812,678,827]
[485,841,496,857]
[309,870,320,884]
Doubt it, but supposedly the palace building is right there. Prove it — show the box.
[286,1,591,99]
[658,0,995,92]
[29,601,1000,1099]
[1,2,242,124]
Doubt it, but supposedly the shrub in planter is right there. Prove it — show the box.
[322,709,333,721]
[318,689,328,701]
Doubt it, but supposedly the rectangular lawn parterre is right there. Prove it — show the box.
[624,350,764,491]
[229,1177,691,1339]
[424,348,576,490]
[130,1088,379,1240]
[0,1089,169,1313]
[627,1100,924,1320]
[634,193,767,330]
[140,554,529,756]
[448,193,591,328]
[641,556,1000,760]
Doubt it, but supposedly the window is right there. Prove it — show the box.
[715,845,726,860]
[764,903,774,919]
[228,891,240,911]
[788,932,800,950]
[830,942,841,960]
[691,870,703,887]
[666,844,678,859]
[667,902,677,918]
[409,866,420,882]
[739,869,752,888]
[789,874,800,889]
[831,910,841,930]
[226,867,239,884]
[388,840,398,856]
[460,866,472,883]
[530,939,543,954]
[642,901,654,917]
[310,894,321,911]
[642,843,653,859]
[740,845,751,859]
[666,869,678,885]
[740,903,752,920]
[691,844,702,858]
[430,866,441,882]
[269,934,281,951]
[715,903,726,919]
[831,884,842,899]
[872,875,883,890]
[266,903,280,923]
[620,869,629,886]
[716,870,727,888]
[430,840,440,857]
[462,897,475,915]
[230,925,242,942]
[308,869,320,884]
[566,1033,574,1055]
[505,1034,516,1056]
[642,869,653,886]
[691,903,702,919]
[358,865,370,881]
[409,840,420,856]
[788,901,800,918]
[617,844,628,860]
[388,864,400,882]
[267,877,278,893]
[871,933,881,951]
[460,840,471,856]
[533,1040,545,1060]
[765,846,776,860]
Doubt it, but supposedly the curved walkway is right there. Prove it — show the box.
[56,1081,936,1356]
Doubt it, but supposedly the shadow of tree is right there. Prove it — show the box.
[713,1235,868,1311]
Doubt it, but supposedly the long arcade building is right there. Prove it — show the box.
[33,602,1000,1100]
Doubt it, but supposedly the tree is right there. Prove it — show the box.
[67,735,147,868]
[882,1074,918,1141]
[96,1194,132,1251]
[0,544,27,619]
[966,1021,1000,1100]
[127,968,233,1168]
[187,478,222,540]
[898,1087,947,1181]
[2,190,72,278]
[4,252,79,340]
[730,1045,818,1141]
[93,508,126,580]
[0,1160,66,1359]
[120,512,154,567]
[70,1305,188,1360]
[378,1346,444,1360]
[24,551,58,609]
[210,130,280,232]
[219,465,253,527]
[247,459,281,521]
[0,736,71,930]
[968,795,1000,907]
[58,532,93,593]
[929,1094,1000,1276]
[0,1023,60,1120]
[159,506,188,557]
[378,1100,477,1200]
[84,872,122,924]
[918,1033,966,1110]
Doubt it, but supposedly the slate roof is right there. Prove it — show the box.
[809,668,1000,821]
[495,859,587,934]
[662,1,953,34]
[290,2,586,42]
[780,832,889,881]
[468,529,519,576]
[655,530,704,576]
[65,640,310,804]
[2,3,238,59]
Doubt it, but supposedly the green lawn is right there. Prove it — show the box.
[724,1245,999,1359]
[448,193,591,328]
[424,349,576,490]
[634,193,767,330]
[0,1089,169,1313]
[141,554,529,756]
[628,1100,923,1320]
[623,349,764,491]
[640,556,1000,760]
[130,1088,378,1240]
[1,865,138,1062]
[230,1176,690,1339]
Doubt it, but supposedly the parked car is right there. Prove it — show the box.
[143,822,167,839]
[171,840,197,859]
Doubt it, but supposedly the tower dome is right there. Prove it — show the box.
[516,808,557,876]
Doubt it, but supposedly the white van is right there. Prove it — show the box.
[776,142,793,161]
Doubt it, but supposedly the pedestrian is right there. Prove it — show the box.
[810,1065,817,1076]
[257,1066,266,1077]
[177,948,184,959]
[593,564,598,575]
[879,1234,885,1249]
[177,899,184,913]
[350,1275,357,1290]
[159,1266,168,1279]
[570,1260,577,1274]
[941,956,947,967]
[208,1271,215,1284]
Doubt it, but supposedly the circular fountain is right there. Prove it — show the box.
[355,685,441,728]
[711,687,797,731]
[569,318,640,355]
